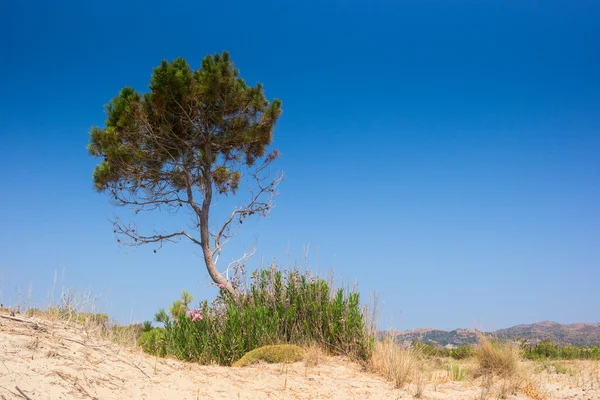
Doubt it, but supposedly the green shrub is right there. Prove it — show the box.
[522,339,600,360]
[451,345,474,359]
[411,341,451,358]
[139,328,166,356]
[142,321,153,332]
[149,266,373,365]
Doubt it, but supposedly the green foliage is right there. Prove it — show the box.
[87,50,282,192]
[142,321,153,332]
[450,345,474,359]
[410,341,474,360]
[522,338,600,360]
[411,341,451,358]
[146,267,372,365]
[232,344,305,367]
[139,328,166,356]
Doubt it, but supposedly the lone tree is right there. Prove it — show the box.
[88,51,282,296]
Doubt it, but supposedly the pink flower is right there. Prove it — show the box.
[186,308,203,322]
[218,284,226,290]
[192,313,203,322]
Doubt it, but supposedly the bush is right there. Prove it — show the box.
[410,341,474,360]
[412,341,450,358]
[450,345,474,359]
[149,266,372,365]
[521,339,600,360]
[475,334,522,378]
[139,328,166,356]
[233,344,305,367]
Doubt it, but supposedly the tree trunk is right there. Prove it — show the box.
[199,148,237,296]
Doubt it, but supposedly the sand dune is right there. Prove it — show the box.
[1,312,598,399]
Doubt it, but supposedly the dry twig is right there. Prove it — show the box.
[15,386,35,400]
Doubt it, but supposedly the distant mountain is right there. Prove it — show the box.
[384,321,600,348]
[384,328,480,348]
[495,321,600,347]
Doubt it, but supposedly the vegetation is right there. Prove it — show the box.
[411,341,474,359]
[87,51,283,295]
[233,344,304,367]
[474,334,522,378]
[447,361,468,381]
[143,266,372,366]
[368,339,422,389]
[522,338,600,360]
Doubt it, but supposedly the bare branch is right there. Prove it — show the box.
[221,242,257,281]
[112,217,201,250]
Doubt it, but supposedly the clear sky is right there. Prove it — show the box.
[1,0,598,331]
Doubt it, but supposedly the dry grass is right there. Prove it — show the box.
[304,343,327,367]
[233,344,305,367]
[475,333,522,378]
[367,338,422,389]
[472,334,530,398]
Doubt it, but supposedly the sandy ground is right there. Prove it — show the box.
[1,312,599,400]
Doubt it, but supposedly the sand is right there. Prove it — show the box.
[1,312,599,399]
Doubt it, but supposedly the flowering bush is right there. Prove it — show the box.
[145,266,373,365]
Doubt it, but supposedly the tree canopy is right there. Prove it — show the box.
[88,51,282,295]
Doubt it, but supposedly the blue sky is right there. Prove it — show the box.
[1,0,598,331]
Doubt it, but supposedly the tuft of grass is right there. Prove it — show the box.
[368,338,422,389]
[475,334,522,378]
[447,361,467,381]
[233,344,305,367]
[304,343,327,367]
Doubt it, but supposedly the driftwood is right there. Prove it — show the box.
[15,386,35,400]
[0,314,34,325]
[0,314,45,331]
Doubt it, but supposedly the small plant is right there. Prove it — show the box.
[447,361,467,381]
[551,362,571,375]
[142,321,153,332]
[139,328,166,356]
[233,344,305,367]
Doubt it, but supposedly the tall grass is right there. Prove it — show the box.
[368,338,422,388]
[475,334,522,378]
[144,266,373,365]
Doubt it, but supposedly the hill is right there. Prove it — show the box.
[495,321,600,347]
[385,321,600,348]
